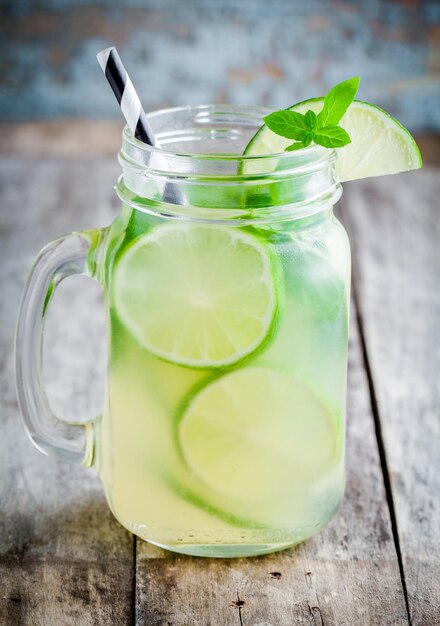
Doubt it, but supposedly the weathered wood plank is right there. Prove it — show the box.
[135,308,408,625]
[0,157,133,625]
[343,169,440,625]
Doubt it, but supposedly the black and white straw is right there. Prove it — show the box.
[96,46,158,146]
[97,46,182,205]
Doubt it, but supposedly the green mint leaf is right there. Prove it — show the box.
[300,131,314,147]
[284,122,330,150]
[317,76,360,127]
[304,110,317,130]
[285,141,305,151]
[265,77,358,151]
[263,110,308,140]
[314,125,351,148]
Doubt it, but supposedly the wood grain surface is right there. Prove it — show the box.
[0,146,438,624]
[342,172,440,626]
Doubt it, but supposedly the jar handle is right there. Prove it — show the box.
[15,231,102,466]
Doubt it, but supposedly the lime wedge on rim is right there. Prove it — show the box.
[243,99,422,182]
[178,367,340,501]
[113,222,278,368]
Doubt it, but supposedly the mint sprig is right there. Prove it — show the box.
[263,76,360,151]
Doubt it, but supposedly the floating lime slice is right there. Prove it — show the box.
[112,223,278,368]
[179,367,340,501]
[243,99,422,182]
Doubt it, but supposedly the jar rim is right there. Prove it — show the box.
[117,104,341,222]
[121,103,335,170]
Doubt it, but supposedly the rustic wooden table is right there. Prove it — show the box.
[1,125,439,626]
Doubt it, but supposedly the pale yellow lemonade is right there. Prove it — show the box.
[94,200,350,557]
[89,95,421,556]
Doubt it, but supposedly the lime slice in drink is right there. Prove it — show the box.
[179,367,340,501]
[113,223,278,368]
[243,100,422,182]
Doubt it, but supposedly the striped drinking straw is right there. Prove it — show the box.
[96,46,159,147]
[97,46,182,205]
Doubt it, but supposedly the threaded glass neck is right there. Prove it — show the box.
[117,104,341,223]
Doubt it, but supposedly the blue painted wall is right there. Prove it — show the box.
[1,0,439,132]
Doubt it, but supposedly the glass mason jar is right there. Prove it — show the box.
[16,105,350,558]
